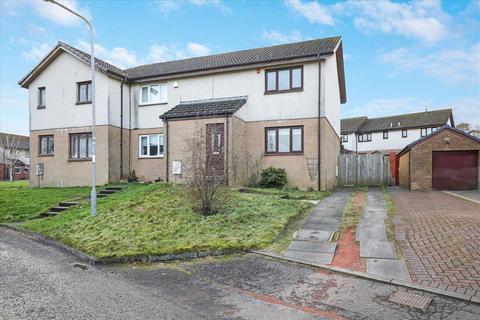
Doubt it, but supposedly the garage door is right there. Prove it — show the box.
[432,151,478,190]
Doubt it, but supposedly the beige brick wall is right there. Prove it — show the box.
[398,152,410,188]
[130,127,166,182]
[108,126,129,182]
[319,118,340,190]
[229,116,248,186]
[30,125,111,187]
[409,129,480,190]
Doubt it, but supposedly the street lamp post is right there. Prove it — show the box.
[43,0,97,216]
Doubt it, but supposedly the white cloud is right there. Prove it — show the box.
[145,43,212,63]
[284,0,450,44]
[186,42,211,56]
[262,30,305,44]
[32,0,92,27]
[77,41,139,69]
[444,99,480,127]
[189,0,231,13]
[284,0,334,25]
[22,43,52,62]
[0,85,29,136]
[381,44,480,85]
[343,97,431,118]
[157,0,181,15]
[157,0,230,15]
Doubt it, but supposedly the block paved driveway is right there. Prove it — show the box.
[390,188,480,299]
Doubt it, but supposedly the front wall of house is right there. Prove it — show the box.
[129,127,166,182]
[398,152,410,188]
[409,130,480,190]
[320,118,340,190]
[29,52,112,131]
[29,126,111,187]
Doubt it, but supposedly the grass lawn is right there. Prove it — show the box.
[0,182,90,223]
[239,187,328,200]
[21,183,315,259]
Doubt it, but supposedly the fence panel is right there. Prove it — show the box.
[338,153,393,186]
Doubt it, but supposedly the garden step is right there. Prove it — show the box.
[51,206,70,212]
[105,186,123,191]
[59,202,78,207]
[41,211,59,216]
[99,190,117,195]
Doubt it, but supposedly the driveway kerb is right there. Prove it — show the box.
[250,250,479,305]
[442,191,480,205]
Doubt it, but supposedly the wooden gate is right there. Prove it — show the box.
[338,153,393,186]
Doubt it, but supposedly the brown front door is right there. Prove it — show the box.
[432,150,478,190]
[206,123,225,177]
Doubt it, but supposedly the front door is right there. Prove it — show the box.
[206,123,225,177]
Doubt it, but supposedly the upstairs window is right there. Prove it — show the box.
[341,134,348,142]
[77,81,92,104]
[420,128,428,137]
[383,131,388,139]
[39,135,54,155]
[265,126,303,154]
[139,84,167,105]
[70,133,93,160]
[37,87,46,109]
[402,129,408,138]
[139,134,164,157]
[265,66,303,94]
[358,133,372,142]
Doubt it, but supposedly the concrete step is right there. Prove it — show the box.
[105,186,123,191]
[99,190,117,195]
[59,202,78,207]
[41,211,59,217]
[50,206,70,212]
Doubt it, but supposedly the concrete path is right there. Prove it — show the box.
[283,189,351,265]
[358,188,411,282]
[443,190,480,205]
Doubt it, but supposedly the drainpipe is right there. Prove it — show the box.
[128,84,132,174]
[120,80,124,180]
[317,57,322,191]
[225,113,229,185]
[165,118,169,182]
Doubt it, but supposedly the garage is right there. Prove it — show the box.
[397,126,480,190]
[432,151,478,190]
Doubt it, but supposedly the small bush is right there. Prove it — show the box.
[260,167,287,188]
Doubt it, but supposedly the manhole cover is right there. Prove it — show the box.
[388,291,431,311]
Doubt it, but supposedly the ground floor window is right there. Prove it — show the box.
[265,126,303,154]
[70,133,93,160]
[139,134,164,157]
[39,135,54,155]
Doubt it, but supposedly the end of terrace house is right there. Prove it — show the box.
[18,36,347,191]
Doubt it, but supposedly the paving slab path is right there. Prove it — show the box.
[358,188,411,282]
[283,189,351,265]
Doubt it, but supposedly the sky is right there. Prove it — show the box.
[1,0,479,136]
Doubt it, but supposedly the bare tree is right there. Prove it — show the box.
[183,125,226,217]
[246,152,263,187]
[0,134,21,181]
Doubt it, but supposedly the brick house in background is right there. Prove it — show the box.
[0,133,30,181]
[19,37,347,190]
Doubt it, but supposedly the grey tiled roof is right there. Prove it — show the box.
[341,116,367,133]
[342,109,453,134]
[58,42,125,76]
[0,133,29,150]
[125,37,341,80]
[160,96,248,120]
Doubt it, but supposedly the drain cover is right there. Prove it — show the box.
[388,291,431,311]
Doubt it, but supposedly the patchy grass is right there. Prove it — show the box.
[338,187,367,234]
[21,183,314,259]
[381,186,395,241]
[239,186,328,201]
[0,182,90,223]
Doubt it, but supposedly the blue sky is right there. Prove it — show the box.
[1,0,479,136]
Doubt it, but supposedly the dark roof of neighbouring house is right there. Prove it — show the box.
[160,96,248,120]
[340,116,367,134]
[0,133,29,150]
[341,109,453,134]
[125,37,341,80]
[397,125,480,157]
[19,38,346,103]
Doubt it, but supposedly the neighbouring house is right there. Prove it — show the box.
[0,133,30,181]
[19,37,346,190]
[397,126,480,190]
[341,109,454,154]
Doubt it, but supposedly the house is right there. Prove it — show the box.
[0,133,30,181]
[397,126,480,190]
[19,37,347,190]
[341,109,454,153]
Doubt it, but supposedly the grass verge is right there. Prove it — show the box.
[381,186,395,241]
[238,187,328,200]
[21,183,314,259]
[337,186,367,235]
[0,182,90,223]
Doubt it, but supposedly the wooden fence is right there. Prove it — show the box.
[338,153,394,186]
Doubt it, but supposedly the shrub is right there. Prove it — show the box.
[260,167,287,188]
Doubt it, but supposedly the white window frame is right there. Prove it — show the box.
[342,134,348,142]
[139,83,168,105]
[139,134,164,158]
[421,128,428,137]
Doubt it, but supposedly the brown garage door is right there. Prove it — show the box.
[432,150,478,190]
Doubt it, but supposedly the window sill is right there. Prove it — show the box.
[138,155,164,159]
[68,158,91,162]
[264,152,304,156]
[264,88,303,95]
[38,154,54,157]
[37,105,46,110]
[138,102,168,107]
[76,101,92,105]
